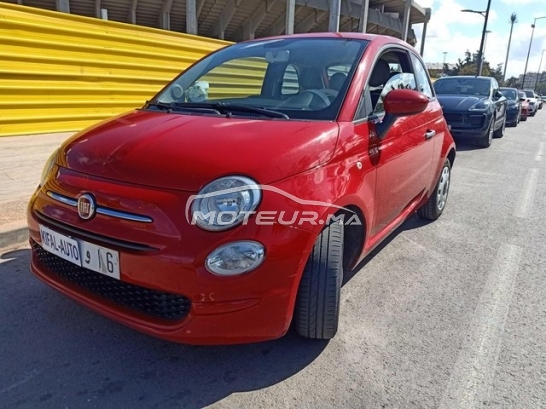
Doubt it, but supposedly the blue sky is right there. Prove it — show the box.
[412,0,546,78]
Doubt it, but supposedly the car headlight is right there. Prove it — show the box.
[40,149,59,186]
[469,101,491,111]
[206,241,265,275]
[191,176,261,231]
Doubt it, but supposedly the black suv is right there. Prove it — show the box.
[434,76,507,148]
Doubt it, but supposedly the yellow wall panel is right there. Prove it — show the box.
[0,3,230,137]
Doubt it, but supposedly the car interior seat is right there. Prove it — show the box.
[369,59,391,108]
[329,72,347,92]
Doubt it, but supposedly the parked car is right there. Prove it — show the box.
[519,91,529,121]
[500,87,521,127]
[434,76,507,148]
[522,89,538,116]
[28,33,456,345]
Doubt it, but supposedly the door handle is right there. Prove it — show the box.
[424,130,436,139]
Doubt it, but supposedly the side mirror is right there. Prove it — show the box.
[373,90,429,140]
[383,89,429,117]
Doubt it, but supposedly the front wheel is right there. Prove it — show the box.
[294,221,344,340]
[493,116,506,138]
[477,117,494,148]
[418,159,451,221]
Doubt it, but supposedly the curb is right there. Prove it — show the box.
[0,220,28,249]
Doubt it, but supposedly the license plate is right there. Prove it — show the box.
[39,225,120,280]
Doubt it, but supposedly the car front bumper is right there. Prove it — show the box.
[442,111,492,139]
[506,109,520,124]
[28,166,316,345]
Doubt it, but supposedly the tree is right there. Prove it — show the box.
[452,49,499,79]
[505,76,518,88]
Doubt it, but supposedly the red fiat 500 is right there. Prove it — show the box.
[28,33,456,345]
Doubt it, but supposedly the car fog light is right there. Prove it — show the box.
[206,241,265,276]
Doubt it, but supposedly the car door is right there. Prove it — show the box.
[491,79,507,128]
[362,49,435,237]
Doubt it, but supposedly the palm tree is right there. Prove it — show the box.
[503,13,518,83]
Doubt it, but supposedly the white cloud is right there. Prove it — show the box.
[499,0,544,5]
[413,0,546,78]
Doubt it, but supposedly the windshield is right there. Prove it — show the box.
[433,78,491,97]
[519,92,526,99]
[500,88,517,100]
[151,38,369,120]
[524,90,535,98]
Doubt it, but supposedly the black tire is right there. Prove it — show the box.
[477,117,494,148]
[418,159,451,221]
[493,116,506,138]
[294,220,343,339]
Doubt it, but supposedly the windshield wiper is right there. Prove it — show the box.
[145,100,222,115]
[179,102,289,119]
[146,100,175,111]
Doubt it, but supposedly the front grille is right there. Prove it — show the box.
[32,241,191,321]
[444,113,463,123]
[468,115,484,127]
[443,112,484,129]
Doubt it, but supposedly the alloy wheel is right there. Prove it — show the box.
[436,165,450,212]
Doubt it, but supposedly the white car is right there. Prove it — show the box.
[522,89,538,116]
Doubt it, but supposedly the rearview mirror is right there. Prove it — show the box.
[265,50,290,63]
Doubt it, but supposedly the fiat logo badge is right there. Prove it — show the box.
[77,193,96,220]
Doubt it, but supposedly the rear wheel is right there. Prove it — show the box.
[418,159,451,221]
[294,221,343,340]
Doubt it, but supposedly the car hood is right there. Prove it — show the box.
[507,99,518,107]
[57,110,339,191]
[437,94,489,111]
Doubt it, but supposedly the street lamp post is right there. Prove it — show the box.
[461,0,492,77]
[503,13,518,83]
[483,30,492,61]
[442,51,448,75]
[522,16,546,90]
[535,49,546,90]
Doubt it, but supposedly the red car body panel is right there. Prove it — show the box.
[58,111,340,190]
[28,33,456,344]
[520,100,529,120]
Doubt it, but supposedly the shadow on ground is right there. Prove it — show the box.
[0,247,328,409]
[0,211,435,408]
[343,213,432,285]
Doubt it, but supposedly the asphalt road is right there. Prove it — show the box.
[2,112,546,409]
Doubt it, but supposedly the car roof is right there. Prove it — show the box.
[438,76,493,80]
[248,31,410,48]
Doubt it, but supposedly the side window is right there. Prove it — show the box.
[410,53,434,99]
[354,49,417,120]
[282,64,300,95]
[491,79,499,98]
[373,53,417,115]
